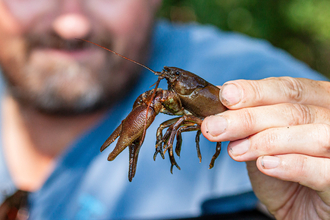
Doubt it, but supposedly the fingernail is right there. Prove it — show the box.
[205,115,227,137]
[229,138,250,156]
[261,156,280,169]
[220,83,242,106]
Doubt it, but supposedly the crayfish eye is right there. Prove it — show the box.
[175,71,180,75]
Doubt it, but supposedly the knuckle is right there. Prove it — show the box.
[255,132,279,152]
[316,124,330,154]
[286,155,330,191]
[294,156,330,190]
[280,77,305,102]
[248,81,263,103]
[316,160,330,190]
[287,103,313,125]
[293,156,309,179]
[238,108,256,132]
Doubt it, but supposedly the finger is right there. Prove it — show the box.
[202,103,330,142]
[228,123,330,162]
[220,77,330,109]
[255,154,330,205]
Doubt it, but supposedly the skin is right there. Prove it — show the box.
[0,0,161,191]
[202,77,330,219]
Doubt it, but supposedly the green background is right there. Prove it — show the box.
[158,0,330,78]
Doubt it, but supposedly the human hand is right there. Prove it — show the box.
[201,77,330,219]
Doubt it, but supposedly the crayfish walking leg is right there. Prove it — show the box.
[155,115,221,170]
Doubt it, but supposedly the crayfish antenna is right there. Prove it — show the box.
[76,38,162,76]
[149,76,164,88]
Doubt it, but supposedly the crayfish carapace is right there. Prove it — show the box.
[80,39,227,181]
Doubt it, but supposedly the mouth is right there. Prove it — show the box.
[32,39,98,60]
[25,29,115,60]
[39,37,90,50]
[37,47,95,60]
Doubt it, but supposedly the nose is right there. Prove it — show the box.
[53,14,91,39]
[52,1,91,39]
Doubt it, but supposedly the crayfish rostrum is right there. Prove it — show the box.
[80,39,227,181]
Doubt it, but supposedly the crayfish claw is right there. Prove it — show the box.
[100,123,123,152]
[128,140,142,182]
[100,102,158,181]
[209,142,221,169]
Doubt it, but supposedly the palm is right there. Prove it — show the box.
[247,161,330,219]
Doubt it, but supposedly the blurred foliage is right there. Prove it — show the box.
[158,0,330,78]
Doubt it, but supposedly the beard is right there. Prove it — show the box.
[0,30,146,115]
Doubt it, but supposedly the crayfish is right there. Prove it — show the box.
[80,39,227,181]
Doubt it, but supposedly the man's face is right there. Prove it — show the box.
[0,0,161,114]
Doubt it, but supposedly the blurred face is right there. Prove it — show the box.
[0,0,161,114]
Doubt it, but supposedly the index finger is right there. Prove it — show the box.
[220,77,330,109]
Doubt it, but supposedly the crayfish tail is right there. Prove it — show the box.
[100,123,123,152]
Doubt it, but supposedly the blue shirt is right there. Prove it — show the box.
[0,20,327,219]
